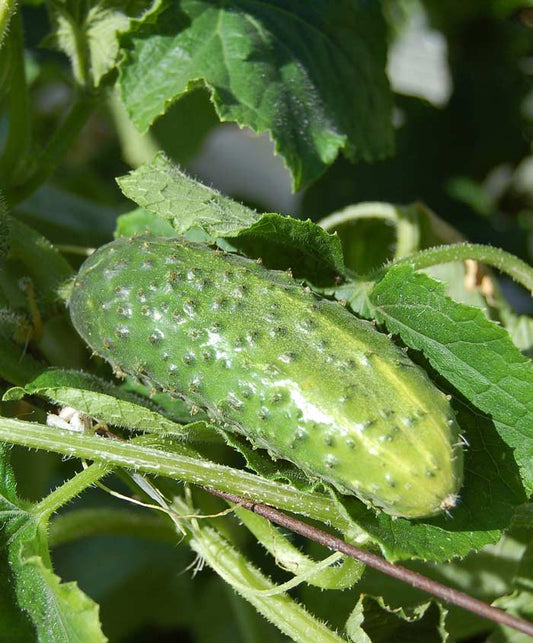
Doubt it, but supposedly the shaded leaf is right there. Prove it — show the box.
[117,154,343,282]
[114,207,176,238]
[2,216,73,310]
[16,185,117,247]
[0,309,45,385]
[230,213,344,285]
[346,595,446,643]
[119,0,393,188]
[489,532,533,643]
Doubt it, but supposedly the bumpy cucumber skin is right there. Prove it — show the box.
[70,236,463,518]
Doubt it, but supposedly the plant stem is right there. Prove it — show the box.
[7,91,99,205]
[175,495,347,643]
[0,417,356,534]
[0,11,30,180]
[382,243,533,295]
[55,244,95,256]
[48,508,177,547]
[0,0,18,50]
[32,461,111,520]
[318,202,421,260]
[207,488,533,638]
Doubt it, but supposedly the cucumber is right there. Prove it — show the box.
[69,236,463,518]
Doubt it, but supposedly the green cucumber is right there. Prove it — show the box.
[69,236,463,518]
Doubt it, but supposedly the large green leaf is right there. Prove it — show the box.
[116,152,261,237]
[0,445,106,642]
[369,266,533,494]
[119,0,393,189]
[116,153,343,281]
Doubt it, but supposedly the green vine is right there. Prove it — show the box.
[380,243,533,295]
[319,202,421,260]
[33,461,111,520]
[0,416,358,534]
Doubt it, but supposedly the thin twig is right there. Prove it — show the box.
[205,487,533,637]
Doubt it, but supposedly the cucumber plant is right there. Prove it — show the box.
[0,3,532,643]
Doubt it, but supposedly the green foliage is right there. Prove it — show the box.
[369,266,533,493]
[119,0,393,189]
[0,1,531,641]
[0,445,107,642]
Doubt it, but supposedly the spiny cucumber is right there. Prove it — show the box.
[69,236,464,518]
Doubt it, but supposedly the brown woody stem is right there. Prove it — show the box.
[206,487,533,637]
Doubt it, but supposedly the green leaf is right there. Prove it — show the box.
[0,445,107,642]
[114,207,176,238]
[116,154,343,282]
[369,265,533,494]
[0,545,35,642]
[4,368,214,441]
[346,595,446,643]
[230,213,344,284]
[119,0,393,189]
[46,0,133,87]
[116,152,261,236]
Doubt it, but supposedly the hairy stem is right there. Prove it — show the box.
[382,243,533,295]
[175,495,347,643]
[48,507,177,547]
[318,202,421,260]
[0,417,356,534]
[207,488,533,638]
[33,461,111,520]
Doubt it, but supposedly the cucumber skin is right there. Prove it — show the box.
[70,236,463,518]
